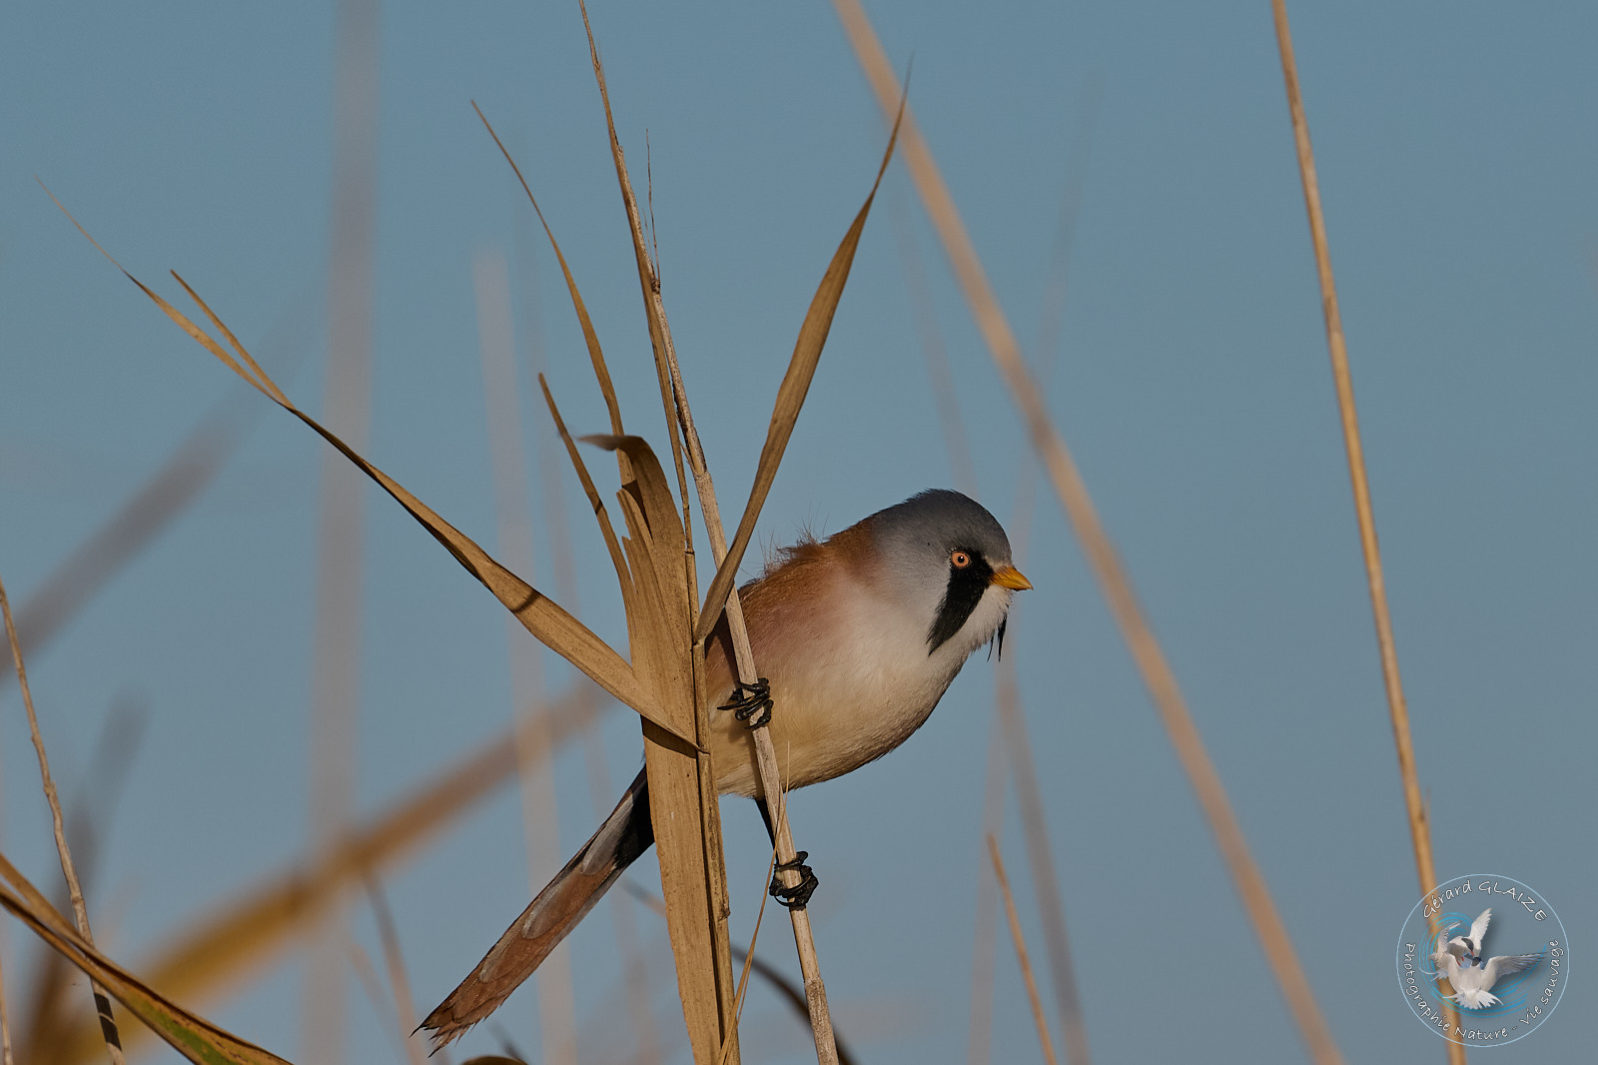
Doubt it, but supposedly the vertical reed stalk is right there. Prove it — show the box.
[1265,4,1459,1063]
[570,8,898,1059]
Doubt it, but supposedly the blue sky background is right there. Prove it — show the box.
[2,2,1594,1063]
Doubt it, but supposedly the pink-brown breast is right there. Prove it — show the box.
[701,525,959,797]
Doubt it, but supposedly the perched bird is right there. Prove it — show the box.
[422,489,1031,1045]
[1446,908,1493,966]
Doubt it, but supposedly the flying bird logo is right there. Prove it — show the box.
[1430,908,1544,1010]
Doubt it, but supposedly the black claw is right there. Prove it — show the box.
[718,678,774,730]
[769,850,819,909]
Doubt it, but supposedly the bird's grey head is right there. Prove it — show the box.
[866,489,1030,657]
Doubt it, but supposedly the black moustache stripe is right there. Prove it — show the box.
[927,552,995,653]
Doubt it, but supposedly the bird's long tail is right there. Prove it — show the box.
[421,767,654,1048]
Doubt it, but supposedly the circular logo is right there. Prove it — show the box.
[1395,873,1567,1046]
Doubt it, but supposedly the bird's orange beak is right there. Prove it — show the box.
[989,564,1032,591]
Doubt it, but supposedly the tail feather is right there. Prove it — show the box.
[421,767,653,1048]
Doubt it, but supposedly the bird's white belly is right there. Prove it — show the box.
[709,591,964,798]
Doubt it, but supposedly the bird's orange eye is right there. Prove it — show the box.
[950,550,971,569]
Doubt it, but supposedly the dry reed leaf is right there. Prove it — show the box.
[43,190,674,739]
[593,62,905,1065]
[41,689,598,1065]
[564,9,746,1060]
[0,854,290,1065]
[472,104,626,439]
[829,5,1345,1063]
[574,3,694,525]
[483,55,742,1059]
[693,96,904,644]
[539,379,633,602]
[588,435,731,1065]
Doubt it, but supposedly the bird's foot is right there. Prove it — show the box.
[719,678,774,730]
[769,851,819,909]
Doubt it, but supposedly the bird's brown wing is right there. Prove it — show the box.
[421,767,653,1048]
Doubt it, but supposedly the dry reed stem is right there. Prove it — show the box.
[647,94,900,1065]
[532,370,661,1065]
[986,836,1058,1065]
[656,322,837,1065]
[995,667,1087,1065]
[625,885,862,1065]
[533,364,662,1065]
[830,4,1344,1063]
[366,883,427,1065]
[516,111,735,1049]
[473,85,737,1062]
[24,701,146,1056]
[1266,6,1459,1063]
[46,689,596,1065]
[570,10,901,1061]
[0,577,124,1064]
[638,133,901,1065]
[475,251,578,1065]
[715,847,779,1065]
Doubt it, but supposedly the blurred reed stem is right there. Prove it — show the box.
[831,3,1344,1062]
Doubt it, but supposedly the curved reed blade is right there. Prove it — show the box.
[583,434,730,1065]
[0,855,291,1065]
[694,91,905,645]
[473,102,627,440]
[539,380,632,602]
[46,197,665,734]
